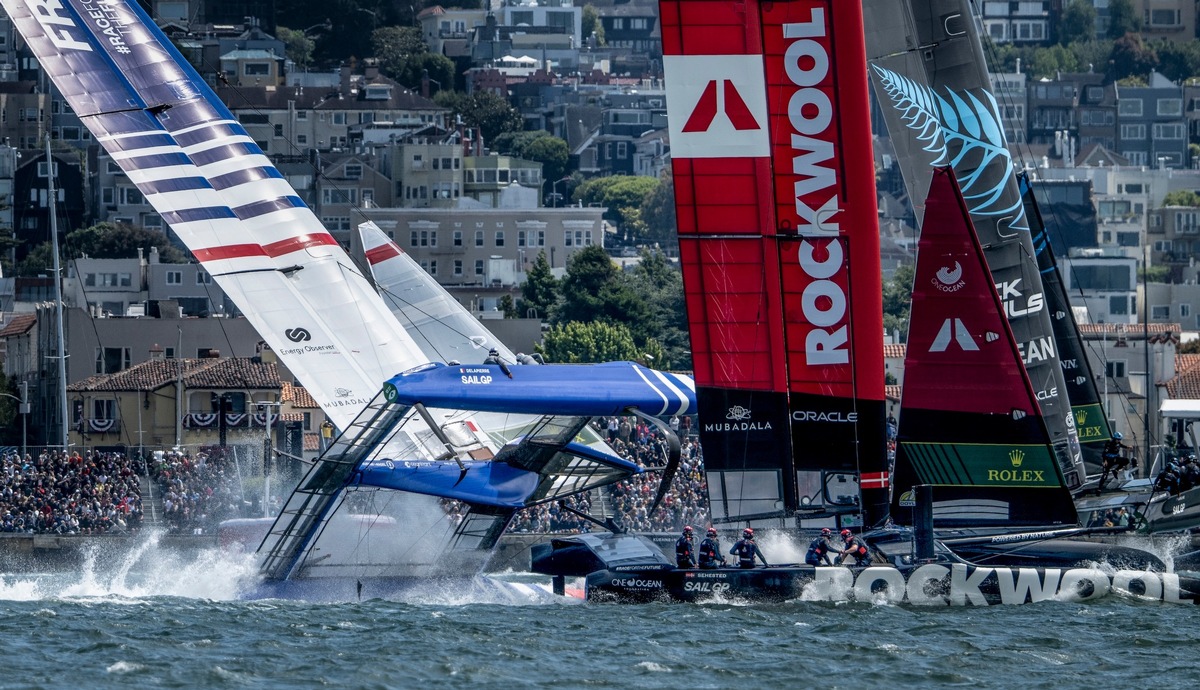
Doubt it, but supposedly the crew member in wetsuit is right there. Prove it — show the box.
[698,527,726,569]
[483,348,513,379]
[837,529,871,567]
[1098,432,1134,492]
[675,525,696,568]
[805,527,836,566]
[730,528,768,569]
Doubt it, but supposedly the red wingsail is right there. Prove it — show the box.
[663,0,886,526]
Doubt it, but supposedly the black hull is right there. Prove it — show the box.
[586,563,1200,605]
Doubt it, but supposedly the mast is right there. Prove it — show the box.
[864,0,1085,490]
[46,136,68,451]
[660,0,887,528]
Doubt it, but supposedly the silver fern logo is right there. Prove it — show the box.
[872,65,1026,232]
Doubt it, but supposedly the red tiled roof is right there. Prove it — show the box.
[68,357,281,392]
[1167,367,1200,399]
[303,432,321,452]
[883,343,906,359]
[281,382,319,409]
[1078,323,1181,336]
[885,384,902,401]
[0,314,36,338]
[1177,354,1200,375]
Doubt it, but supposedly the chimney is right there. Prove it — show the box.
[149,343,165,360]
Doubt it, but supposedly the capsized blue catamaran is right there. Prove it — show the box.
[1,0,695,599]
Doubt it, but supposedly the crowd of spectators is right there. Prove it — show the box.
[506,415,709,535]
[149,447,245,534]
[0,449,143,534]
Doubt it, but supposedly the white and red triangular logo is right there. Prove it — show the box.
[664,55,769,159]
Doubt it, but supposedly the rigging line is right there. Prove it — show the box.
[373,282,475,363]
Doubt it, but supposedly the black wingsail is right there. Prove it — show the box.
[1018,173,1114,479]
[864,0,1085,490]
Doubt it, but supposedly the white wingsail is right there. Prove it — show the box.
[358,221,516,365]
[0,0,427,429]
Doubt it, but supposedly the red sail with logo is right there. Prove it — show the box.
[893,168,1077,526]
[662,0,887,528]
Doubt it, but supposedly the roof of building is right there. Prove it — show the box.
[1078,323,1181,337]
[885,384,902,401]
[281,381,319,409]
[0,314,36,338]
[883,343,906,359]
[1167,366,1200,399]
[68,357,281,392]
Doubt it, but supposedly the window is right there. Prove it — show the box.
[1153,123,1183,140]
[332,112,346,125]
[427,260,437,276]
[1108,295,1129,315]
[95,347,131,374]
[1118,100,1143,116]
[344,164,363,179]
[412,154,424,170]
[243,62,270,76]
[92,399,116,420]
[1157,98,1182,117]
[454,260,463,276]
[1119,124,1145,139]
[518,231,526,247]
[1182,304,1192,318]
[166,271,182,285]
[1106,360,1126,378]
[454,230,463,247]
[1151,305,1170,319]
[475,230,484,247]
[475,259,484,276]
[197,271,211,285]
[495,231,505,247]
[321,188,358,204]
[274,124,283,137]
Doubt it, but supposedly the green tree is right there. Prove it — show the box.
[573,175,660,228]
[520,250,559,319]
[498,293,518,319]
[494,131,572,186]
[1106,0,1141,39]
[1068,39,1115,75]
[1139,264,1170,282]
[1180,339,1200,355]
[882,263,914,342]
[276,26,316,68]
[624,248,689,369]
[1028,44,1079,78]
[537,321,640,363]
[641,173,677,245]
[1152,39,1200,83]
[581,5,605,46]
[371,26,427,59]
[553,244,651,331]
[1058,0,1097,45]
[1106,33,1157,82]
[15,242,53,277]
[1163,190,1200,207]
[435,90,524,143]
[65,222,187,262]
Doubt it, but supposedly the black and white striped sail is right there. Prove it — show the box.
[1,0,427,428]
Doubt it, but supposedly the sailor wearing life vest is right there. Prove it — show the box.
[676,525,697,568]
[805,527,836,566]
[837,529,870,566]
[698,527,726,569]
[730,528,768,569]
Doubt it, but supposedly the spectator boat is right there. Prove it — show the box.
[1,0,697,599]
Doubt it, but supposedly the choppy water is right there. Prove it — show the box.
[1,536,1196,689]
